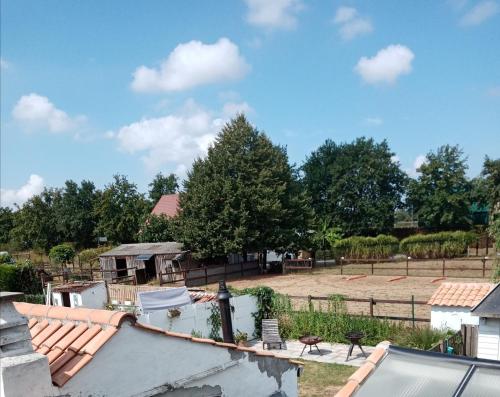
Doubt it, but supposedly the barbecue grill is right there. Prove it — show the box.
[345,331,367,361]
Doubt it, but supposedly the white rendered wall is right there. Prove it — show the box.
[60,323,298,397]
[477,318,500,361]
[139,295,258,339]
[78,283,107,309]
[430,306,479,331]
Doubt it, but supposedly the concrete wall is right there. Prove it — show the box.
[430,306,479,331]
[477,317,500,360]
[60,323,298,397]
[52,283,107,309]
[139,295,257,339]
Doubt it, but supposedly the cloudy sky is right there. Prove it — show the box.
[1,0,499,207]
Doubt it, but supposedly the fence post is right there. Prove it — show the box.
[340,257,343,275]
[369,297,374,317]
[411,295,415,329]
[204,266,208,285]
[241,261,244,277]
[442,259,445,277]
[482,258,486,278]
[371,262,374,275]
[406,257,410,276]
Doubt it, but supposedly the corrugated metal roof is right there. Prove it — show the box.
[99,242,184,257]
[151,194,180,217]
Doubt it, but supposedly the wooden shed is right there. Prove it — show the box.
[99,242,188,284]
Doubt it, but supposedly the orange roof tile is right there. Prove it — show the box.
[151,193,180,217]
[427,282,493,307]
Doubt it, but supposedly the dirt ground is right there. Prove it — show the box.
[207,268,488,320]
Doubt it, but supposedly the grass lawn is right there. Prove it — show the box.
[299,361,357,397]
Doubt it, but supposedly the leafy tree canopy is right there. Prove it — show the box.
[302,137,407,236]
[148,173,179,203]
[49,243,76,265]
[408,145,472,229]
[95,175,149,244]
[179,115,312,259]
[0,207,14,244]
[138,214,178,243]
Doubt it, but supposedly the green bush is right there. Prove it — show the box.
[78,246,112,265]
[0,252,13,264]
[0,260,43,295]
[49,243,75,265]
[333,235,400,259]
[400,231,477,258]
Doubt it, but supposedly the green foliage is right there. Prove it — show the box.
[481,156,500,211]
[234,329,248,343]
[302,137,407,236]
[400,231,477,258]
[0,260,43,295]
[0,252,13,264]
[395,327,447,350]
[238,286,276,337]
[179,115,312,258]
[408,145,472,229]
[0,207,14,244]
[78,246,113,265]
[191,330,203,338]
[95,175,149,244]
[148,173,178,203]
[489,216,500,282]
[207,303,222,341]
[138,214,178,243]
[49,243,76,264]
[334,235,399,259]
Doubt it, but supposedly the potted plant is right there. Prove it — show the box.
[234,329,248,347]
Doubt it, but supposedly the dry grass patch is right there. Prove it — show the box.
[299,361,356,397]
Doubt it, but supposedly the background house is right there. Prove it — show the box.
[52,281,107,309]
[428,282,493,331]
[471,283,500,361]
[99,242,188,284]
[151,194,180,218]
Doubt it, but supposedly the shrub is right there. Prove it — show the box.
[334,235,400,259]
[400,231,477,258]
[0,252,13,264]
[0,260,43,295]
[78,245,112,265]
[49,243,75,265]
[395,327,447,350]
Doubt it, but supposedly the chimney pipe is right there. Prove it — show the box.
[216,280,234,344]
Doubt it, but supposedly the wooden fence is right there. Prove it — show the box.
[429,324,478,357]
[333,257,494,278]
[159,261,261,287]
[288,294,430,324]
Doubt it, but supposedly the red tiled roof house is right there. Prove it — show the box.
[151,193,180,218]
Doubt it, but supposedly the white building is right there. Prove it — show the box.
[51,281,107,309]
[8,300,300,397]
[428,282,493,331]
[471,283,500,361]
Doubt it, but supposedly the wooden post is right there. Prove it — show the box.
[240,261,244,277]
[411,295,415,329]
[371,262,374,275]
[204,266,208,285]
[406,257,409,276]
[482,258,486,278]
[369,298,374,317]
[340,257,343,275]
[442,259,445,277]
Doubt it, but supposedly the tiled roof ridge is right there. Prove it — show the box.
[427,282,494,307]
[135,322,304,367]
[13,302,136,327]
[335,341,390,397]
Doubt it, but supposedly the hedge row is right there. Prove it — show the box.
[333,235,400,259]
[400,231,477,259]
[0,261,43,295]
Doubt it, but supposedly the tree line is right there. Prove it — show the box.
[0,115,498,259]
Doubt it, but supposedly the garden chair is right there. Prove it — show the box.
[262,319,284,350]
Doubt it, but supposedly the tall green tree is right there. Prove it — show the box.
[95,175,149,243]
[148,173,179,203]
[302,137,407,236]
[0,207,14,244]
[138,214,178,243]
[179,115,312,259]
[10,189,62,251]
[481,156,500,212]
[408,145,472,229]
[54,180,99,248]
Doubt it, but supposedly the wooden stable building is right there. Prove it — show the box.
[99,242,189,284]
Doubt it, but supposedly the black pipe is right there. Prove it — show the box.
[217,280,235,344]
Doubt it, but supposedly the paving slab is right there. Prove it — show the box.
[249,339,375,367]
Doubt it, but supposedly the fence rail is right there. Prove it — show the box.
[288,294,430,324]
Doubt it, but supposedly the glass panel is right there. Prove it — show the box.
[461,367,500,397]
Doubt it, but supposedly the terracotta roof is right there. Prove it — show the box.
[151,194,180,218]
[335,341,390,397]
[14,302,301,388]
[13,302,135,387]
[427,282,493,307]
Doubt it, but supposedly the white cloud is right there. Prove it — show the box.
[460,1,499,26]
[355,45,415,85]
[12,93,84,133]
[0,58,9,70]
[1,174,45,208]
[109,101,232,173]
[131,38,250,93]
[334,6,373,40]
[222,101,254,117]
[244,0,304,30]
[364,117,383,126]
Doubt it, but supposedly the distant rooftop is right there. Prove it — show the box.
[472,283,500,318]
[151,193,180,218]
[427,282,493,307]
[52,281,104,293]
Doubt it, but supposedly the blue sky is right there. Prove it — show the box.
[1,0,499,207]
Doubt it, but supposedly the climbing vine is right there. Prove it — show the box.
[207,303,222,341]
